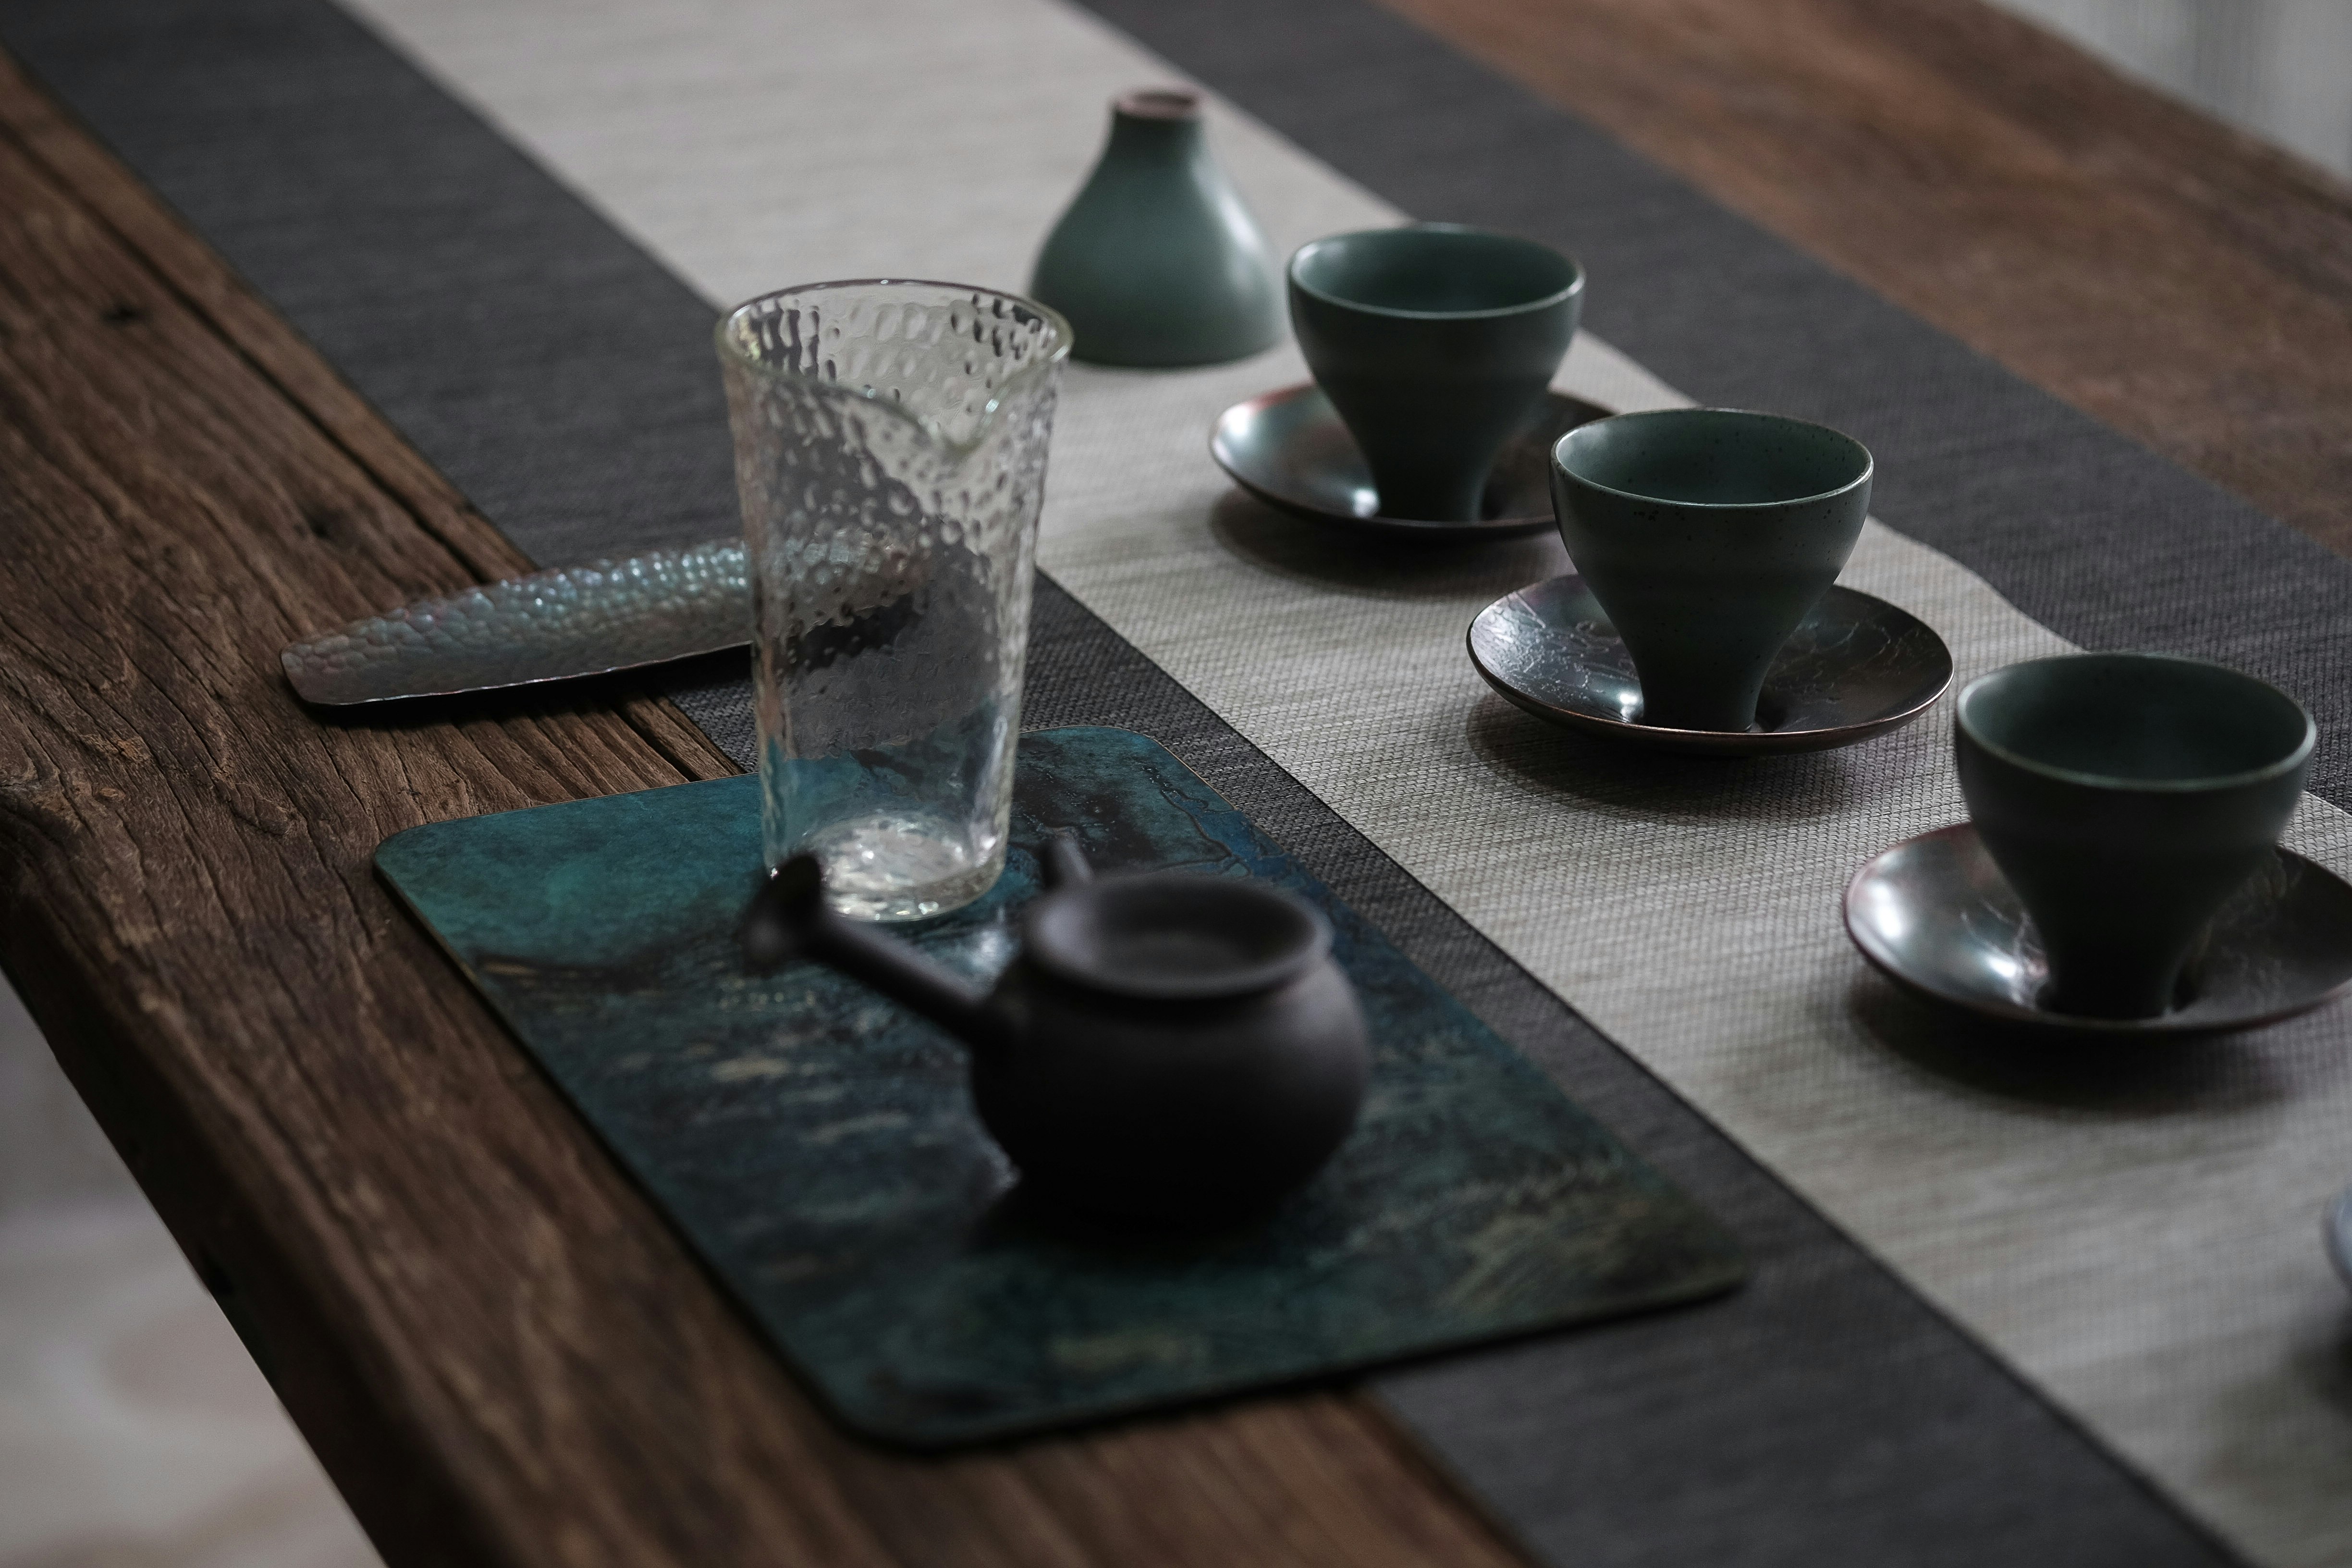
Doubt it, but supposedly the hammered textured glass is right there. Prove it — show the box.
[718,282,1070,920]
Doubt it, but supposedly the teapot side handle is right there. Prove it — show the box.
[742,856,1007,1054]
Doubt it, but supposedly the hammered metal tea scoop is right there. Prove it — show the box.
[281,539,923,706]
[281,542,751,706]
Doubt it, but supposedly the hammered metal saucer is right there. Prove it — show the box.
[1845,823,2352,1037]
[1467,574,1952,755]
[1209,384,1608,540]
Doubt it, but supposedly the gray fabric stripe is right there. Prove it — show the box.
[5,0,740,570]
[0,0,2244,1561]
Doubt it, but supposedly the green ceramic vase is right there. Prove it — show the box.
[1029,89,1283,368]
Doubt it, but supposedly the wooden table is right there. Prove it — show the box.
[0,3,2345,1564]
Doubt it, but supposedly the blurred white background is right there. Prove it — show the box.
[0,974,378,1568]
[1994,0,2352,177]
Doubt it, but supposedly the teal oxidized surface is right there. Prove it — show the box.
[376,726,1744,1446]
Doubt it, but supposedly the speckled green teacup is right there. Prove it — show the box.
[1549,409,1872,733]
[1956,653,2314,1018]
[1290,225,1582,523]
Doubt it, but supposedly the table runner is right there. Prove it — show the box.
[5,0,2347,1563]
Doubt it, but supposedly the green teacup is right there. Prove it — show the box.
[1288,225,1581,523]
[1955,654,2315,1019]
[1549,409,1873,732]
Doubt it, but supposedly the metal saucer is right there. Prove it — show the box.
[1209,383,1608,540]
[1845,823,2352,1037]
[1467,574,1952,755]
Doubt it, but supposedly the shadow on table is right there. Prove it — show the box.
[1463,690,1903,827]
[1207,490,1566,602]
[2308,1314,2352,1409]
[1844,968,2302,1115]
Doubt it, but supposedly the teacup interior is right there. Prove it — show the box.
[1555,409,1870,506]
[1027,875,1328,1001]
[1290,227,1580,316]
[1960,655,2313,784]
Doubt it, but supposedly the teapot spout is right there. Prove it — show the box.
[1042,829,1094,888]
[742,856,1008,1053]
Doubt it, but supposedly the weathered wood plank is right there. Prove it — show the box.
[0,47,1528,1568]
[1383,0,2352,555]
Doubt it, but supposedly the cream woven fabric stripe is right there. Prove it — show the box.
[339,0,2352,1559]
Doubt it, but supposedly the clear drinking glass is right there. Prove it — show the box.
[717,281,1071,920]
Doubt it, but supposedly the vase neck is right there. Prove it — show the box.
[1106,89,1206,161]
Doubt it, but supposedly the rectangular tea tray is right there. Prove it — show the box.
[377,726,1743,1446]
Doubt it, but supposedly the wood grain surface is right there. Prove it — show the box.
[1380,0,2352,557]
[0,46,1531,1568]
[7,2,2346,1563]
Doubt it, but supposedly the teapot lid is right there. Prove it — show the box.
[1023,872,1330,1002]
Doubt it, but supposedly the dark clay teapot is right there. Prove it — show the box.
[741,835,1369,1224]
